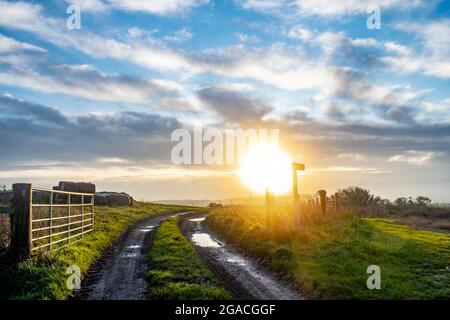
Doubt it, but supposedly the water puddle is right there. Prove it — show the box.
[189,217,206,222]
[127,245,141,249]
[192,233,222,248]
[139,225,155,232]
[122,245,141,258]
[225,256,248,267]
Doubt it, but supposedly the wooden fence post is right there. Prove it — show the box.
[335,192,340,211]
[292,162,305,226]
[318,190,327,216]
[265,187,272,231]
[11,183,32,258]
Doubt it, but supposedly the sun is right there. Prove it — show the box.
[237,143,292,195]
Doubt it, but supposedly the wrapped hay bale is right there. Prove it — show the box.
[95,192,134,207]
[94,193,108,206]
[107,193,131,207]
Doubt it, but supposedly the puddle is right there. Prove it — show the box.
[139,226,155,232]
[121,244,142,258]
[189,217,206,222]
[192,233,222,248]
[225,256,248,267]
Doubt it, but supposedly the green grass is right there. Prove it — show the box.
[147,216,231,300]
[206,206,450,299]
[0,202,196,300]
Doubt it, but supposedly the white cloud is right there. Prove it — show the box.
[66,0,107,12]
[240,0,287,11]
[382,52,450,79]
[0,3,351,93]
[0,64,190,107]
[164,28,193,44]
[383,20,450,79]
[411,20,450,59]
[239,0,427,17]
[0,1,196,72]
[65,0,207,15]
[235,33,260,44]
[388,150,444,166]
[106,0,207,15]
[384,41,411,56]
[315,31,347,55]
[286,25,313,41]
[351,38,380,47]
[0,1,45,32]
[337,153,366,162]
[0,34,46,53]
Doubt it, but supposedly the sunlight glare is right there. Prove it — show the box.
[238,143,292,195]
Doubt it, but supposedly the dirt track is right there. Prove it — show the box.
[73,211,189,300]
[180,213,304,300]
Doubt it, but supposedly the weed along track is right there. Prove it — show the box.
[180,213,304,300]
[74,211,191,300]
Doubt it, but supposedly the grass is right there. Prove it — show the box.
[0,202,196,300]
[147,216,231,300]
[206,205,450,299]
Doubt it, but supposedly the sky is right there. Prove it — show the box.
[0,0,449,202]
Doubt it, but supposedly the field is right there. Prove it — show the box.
[147,216,231,299]
[206,206,450,299]
[0,202,193,300]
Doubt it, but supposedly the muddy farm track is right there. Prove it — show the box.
[73,211,189,300]
[180,213,303,300]
[73,211,303,300]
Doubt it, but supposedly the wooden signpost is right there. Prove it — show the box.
[292,162,305,225]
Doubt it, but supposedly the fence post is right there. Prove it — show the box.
[335,192,340,211]
[11,183,32,258]
[81,194,84,239]
[318,190,327,216]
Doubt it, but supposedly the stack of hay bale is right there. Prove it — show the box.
[53,181,96,204]
[54,181,133,207]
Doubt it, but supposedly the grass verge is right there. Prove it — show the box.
[206,206,450,299]
[0,202,196,300]
[147,216,231,299]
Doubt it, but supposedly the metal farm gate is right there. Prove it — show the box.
[11,183,95,256]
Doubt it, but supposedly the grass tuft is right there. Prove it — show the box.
[147,216,231,300]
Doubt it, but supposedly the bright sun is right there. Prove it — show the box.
[238,143,292,195]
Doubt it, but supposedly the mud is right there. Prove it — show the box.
[180,214,304,300]
[73,211,191,300]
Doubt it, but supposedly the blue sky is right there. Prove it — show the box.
[0,0,449,201]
